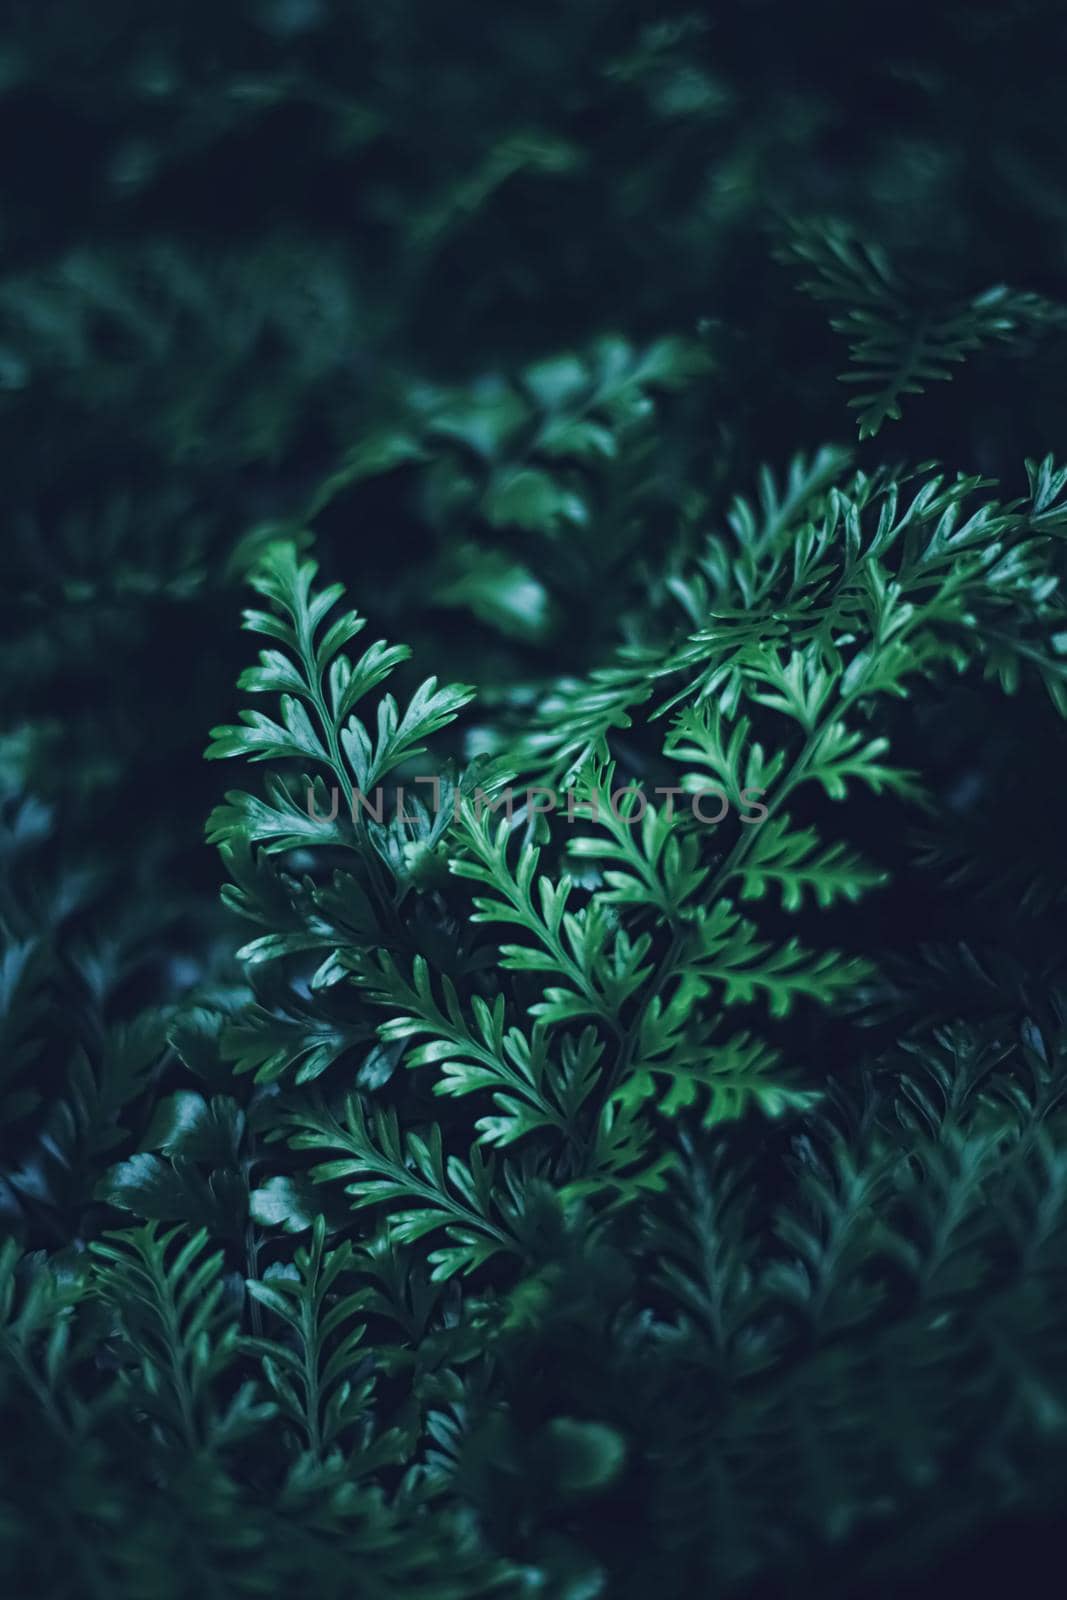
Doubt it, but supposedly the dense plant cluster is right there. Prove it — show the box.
[6,2,1067,1595]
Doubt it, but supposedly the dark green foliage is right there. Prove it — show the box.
[778,220,1067,439]
[7,2,1067,1596]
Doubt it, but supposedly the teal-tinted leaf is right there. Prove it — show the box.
[249,1175,320,1232]
[483,468,585,533]
[141,1092,245,1166]
[541,1418,627,1494]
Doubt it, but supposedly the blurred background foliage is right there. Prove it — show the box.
[6,0,1067,826]
[5,0,1067,1590]
[6,0,1067,1002]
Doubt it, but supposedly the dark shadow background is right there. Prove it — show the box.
[4,1,1067,1592]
